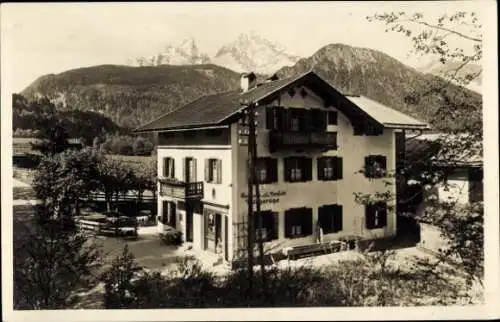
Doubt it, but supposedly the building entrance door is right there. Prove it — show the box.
[186,202,194,242]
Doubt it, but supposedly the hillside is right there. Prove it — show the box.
[21,45,482,133]
[21,64,241,129]
[276,44,482,132]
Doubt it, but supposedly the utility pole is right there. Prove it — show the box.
[245,101,255,300]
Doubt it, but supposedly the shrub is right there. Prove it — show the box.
[160,228,183,246]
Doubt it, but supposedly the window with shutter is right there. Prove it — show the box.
[254,211,278,242]
[285,208,312,238]
[318,204,342,234]
[366,202,387,229]
[365,155,387,178]
[163,157,175,178]
[269,158,278,183]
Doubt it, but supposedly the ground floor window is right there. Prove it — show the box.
[318,204,343,234]
[285,207,313,238]
[365,202,387,229]
[253,211,279,242]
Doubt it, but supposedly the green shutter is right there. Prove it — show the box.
[365,204,374,229]
[336,157,343,180]
[266,107,275,130]
[269,158,278,183]
[192,158,197,182]
[378,202,388,228]
[304,208,313,236]
[284,158,291,182]
[216,159,222,184]
[171,158,175,178]
[284,209,292,238]
[272,212,279,240]
[317,157,325,180]
[364,156,372,177]
[335,205,343,232]
[303,157,312,181]
[204,159,210,182]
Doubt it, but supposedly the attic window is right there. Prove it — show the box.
[288,88,296,98]
[300,88,308,98]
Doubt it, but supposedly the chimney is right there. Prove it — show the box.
[240,72,257,92]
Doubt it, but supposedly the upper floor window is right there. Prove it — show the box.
[317,156,343,180]
[365,202,388,229]
[318,204,343,234]
[364,155,387,178]
[163,157,175,178]
[284,157,312,182]
[327,111,338,125]
[205,158,222,184]
[252,158,278,184]
[285,207,313,238]
[184,157,197,182]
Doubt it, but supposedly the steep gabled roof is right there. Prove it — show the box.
[134,70,430,132]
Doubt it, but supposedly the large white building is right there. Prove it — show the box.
[136,70,429,264]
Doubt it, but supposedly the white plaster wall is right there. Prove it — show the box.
[232,85,397,256]
[157,147,233,254]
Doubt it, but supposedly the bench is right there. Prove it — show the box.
[283,241,347,260]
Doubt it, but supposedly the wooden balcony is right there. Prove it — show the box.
[269,130,337,152]
[159,178,203,199]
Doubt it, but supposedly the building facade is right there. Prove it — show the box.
[136,71,429,263]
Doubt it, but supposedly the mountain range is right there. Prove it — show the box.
[19,32,482,133]
[127,32,300,75]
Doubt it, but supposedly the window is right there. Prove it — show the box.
[317,157,343,180]
[254,211,278,242]
[327,111,338,125]
[163,157,175,178]
[284,157,312,182]
[252,158,278,184]
[318,204,343,234]
[364,155,387,178]
[184,157,197,182]
[205,158,222,184]
[285,208,313,238]
[365,202,388,229]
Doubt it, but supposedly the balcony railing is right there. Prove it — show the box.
[269,130,337,152]
[159,178,203,199]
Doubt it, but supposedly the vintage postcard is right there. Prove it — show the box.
[1,1,498,321]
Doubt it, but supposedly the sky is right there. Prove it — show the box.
[1,1,484,92]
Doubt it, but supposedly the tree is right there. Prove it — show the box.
[365,10,484,285]
[97,157,134,212]
[31,120,72,156]
[101,245,141,309]
[367,11,482,137]
[32,148,102,217]
[14,207,102,309]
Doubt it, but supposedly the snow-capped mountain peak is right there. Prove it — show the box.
[129,37,211,67]
[127,32,301,75]
[213,31,300,74]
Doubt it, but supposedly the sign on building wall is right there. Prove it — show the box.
[240,190,286,205]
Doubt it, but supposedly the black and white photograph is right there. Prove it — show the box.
[1,1,498,321]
